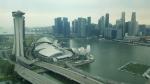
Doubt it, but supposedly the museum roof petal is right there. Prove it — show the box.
[36,37,53,43]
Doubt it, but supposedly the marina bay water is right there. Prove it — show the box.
[60,38,150,84]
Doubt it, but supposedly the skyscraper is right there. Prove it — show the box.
[12,11,25,57]
[98,16,105,36]
[54,17,62,36]
[87,17,91,25]
[62,17,70,37]
[105,13,109,28]
[72,17,91,37]
[86,17,91,37]
[54,17,70,37]
[121,12,125,37]
[79,18,87,37]
[128,12,139,36]
[116,19,123,39]
[72,19,78,34]
[115,12,126,39]
[72,19,80,37]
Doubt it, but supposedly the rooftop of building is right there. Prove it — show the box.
[12,10,25,17]
[34,37,73,59]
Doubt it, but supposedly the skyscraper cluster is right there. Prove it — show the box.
[72,17,91,37]
[98,12,139,39]
[53,17,70,37]
[53,12,149,39]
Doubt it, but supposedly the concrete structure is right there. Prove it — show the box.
[35,62,103,84]
[15,64,57,84]
[12,11,25,58]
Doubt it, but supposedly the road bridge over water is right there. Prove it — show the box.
[34,61,104,84]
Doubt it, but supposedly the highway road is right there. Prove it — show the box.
[35,61,104,84]
[15,64,58,84]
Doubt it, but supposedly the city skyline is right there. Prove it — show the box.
[0,0,150,33]
[0,9,150,84]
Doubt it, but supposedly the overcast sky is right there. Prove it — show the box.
[0,0,150,33]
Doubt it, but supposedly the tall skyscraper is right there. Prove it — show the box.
[98,16,105,36]
[87,17,91,25]
[79,18,87,37]
[116,19,123,39]
[128,12,139,36]
[54,17,70,37]
[105,13,109,28]
[121,12,126,37]
[72,19,78,34]
[72,17,90,37]
[131,12,136,23]
[62,17,70,37]
[72,19,80,37]
[115,12,126,39]
[12,11,25,57]
[86,17,91,37]
[54,17,63,36]
[72,20,75,33]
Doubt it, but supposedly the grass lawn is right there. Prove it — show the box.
[120,62,150,75]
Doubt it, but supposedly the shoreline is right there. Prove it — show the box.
[55,36,150,47]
